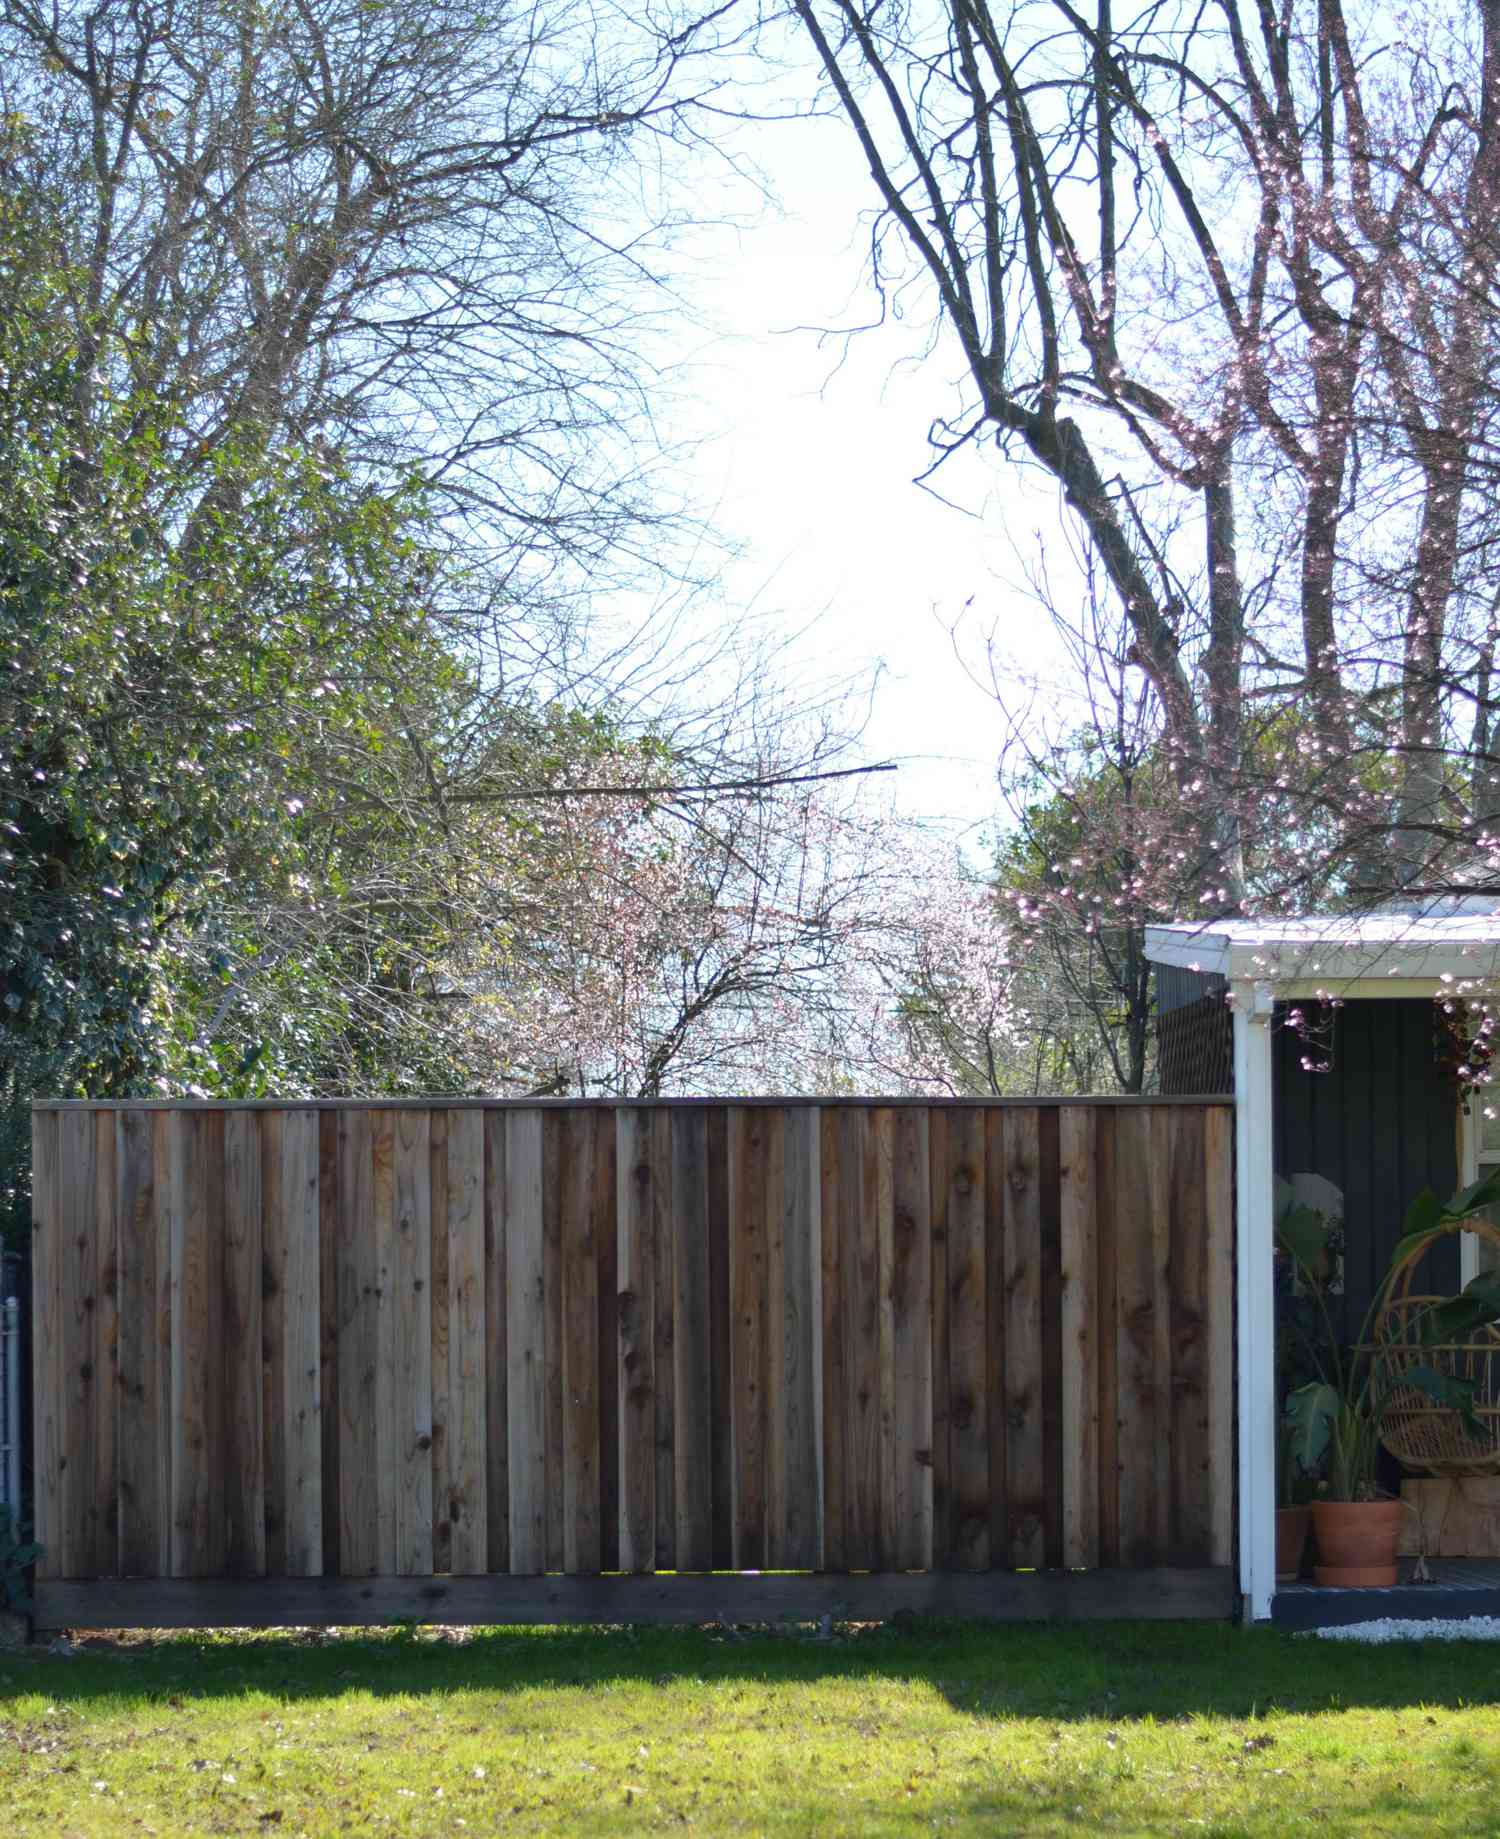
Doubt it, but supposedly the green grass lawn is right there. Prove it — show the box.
[2,1617,1499,1836]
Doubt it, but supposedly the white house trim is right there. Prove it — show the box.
[1232,979,1278,1623]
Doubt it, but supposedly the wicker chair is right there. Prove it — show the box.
[1370,1216,1500,1477]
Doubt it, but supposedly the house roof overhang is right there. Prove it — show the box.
[1144,910,1500,994]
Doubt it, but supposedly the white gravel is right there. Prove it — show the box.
[1304,1615,1500,1642]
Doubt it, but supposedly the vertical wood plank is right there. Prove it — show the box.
[819,1108,847,1572]
[57,1109,98,1577]
[484,1110,511,1575]
[892,1107,935,1571]
[93,1112,119,1578]
[770,1106,818,1569]
[595,1111,619,1575]
[261,1112,287,1577]
[941,1107,985,1571]
[370,1110,399,1576]
[30,1109,60,1580]
[560,1110,602,1573]
[1003,1108,1046,1569]
[875,1106,897,1569]
[652,1109,676,1573]
[728,1106,769,1569]
[154,1112,174,1578]
[842,1107,882,1568]
[928,1108,951,1568]
[429,1111,451,1575]
[1114,1106,1159,1567]
[1059,1107,1100,1568]
[617,1107,657,1573]
[281,1111,323,1577]
[222,1111,265,1578]
[393,1110,433,1576]
[671,1108,713,1570]
[1096,1106,1121,1567]
[447,1108,488,1574]
[505,1109,546,1573]
[169,1110,226,1578]
[1039,1107,1065,1569]
[337,1108,378,1577]
[1203,1105,1236,1569]
[318,1110,340,1579]
[707,1108,733,1570]
[1167,1106,1210,1564]
[983,1110,1009,1571]
[542,1111,565,1573]
[114,1109,158,1578]
[1150,1109,1174,1564]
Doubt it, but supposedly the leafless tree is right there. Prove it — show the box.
[784,0,1500,907]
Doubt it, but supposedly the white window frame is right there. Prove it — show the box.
[1457,1096,1499,1287]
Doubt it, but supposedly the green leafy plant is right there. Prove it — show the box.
[1276,1173,1500,1500]
[0,1505,41,1616]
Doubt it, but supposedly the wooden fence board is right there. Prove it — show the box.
[393,1110,433,1576]
[30,1108,60,1580]
[369,1112,400,1576]
[1203,1105,1236,1568]
[114,1108,158,1578]
[542,1111,565,1574]
[446,1108,487,1574]
[651,1109,676,1573]
[169,1110,226,1578]
[770,1106,819,1569]
[337,1109,378,1578]
[317,1111,340,1578]
[1114,1107,1160,1569]
[483,1110,510,1575]
[560,1110,602,1575]
[706,1107,733,1570]
[222,1111,264,1577]
[1059,1107,1099,1569]
[31,1098,1236,1607]
[940,1107,983,1571]
[505,1110,547,1573]
[1095,1106,1121,1567]
[1167,1106,1210,1565]
[261,1111,288,1577]
[281,1111,323,1577]
[818,1108,848,1572]
[617,1108,656,1572]
[844,1108,883,1568]
[671,1108,713,1570]
[56,1109,98,1578]
[1002,1109,1046,1569]
[429,1110,451,1577]
[982,1111,1008,1572]
[594,1115,620,1575]
[728,1106,769,1569]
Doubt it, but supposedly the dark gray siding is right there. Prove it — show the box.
[1273,998,1459,1342]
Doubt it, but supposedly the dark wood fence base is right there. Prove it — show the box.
[36,1566,1234,1631]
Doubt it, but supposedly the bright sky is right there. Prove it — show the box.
[670,109,1077,857]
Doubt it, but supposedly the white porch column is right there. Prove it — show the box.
[1232,979,1277,1622]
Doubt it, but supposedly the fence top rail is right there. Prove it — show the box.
[33,1093,1234,1112]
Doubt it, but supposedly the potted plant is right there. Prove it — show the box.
[1277,1173,1500,1586]
[1275,1411,1319,1583]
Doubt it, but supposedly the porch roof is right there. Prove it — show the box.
[1144,903,1500,989]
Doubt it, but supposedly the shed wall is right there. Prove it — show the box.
[1272,999,1459,1341]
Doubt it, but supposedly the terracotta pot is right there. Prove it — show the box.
[1311,1498,1404,1587]
[1275,1505,1312,1584]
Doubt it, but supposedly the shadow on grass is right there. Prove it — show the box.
[5,1618,1500,1725]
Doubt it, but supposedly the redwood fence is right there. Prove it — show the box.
[29,1098,1234,1626]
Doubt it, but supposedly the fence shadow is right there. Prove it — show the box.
[5,1617,1500,1723]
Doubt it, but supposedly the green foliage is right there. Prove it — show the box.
[0,1506,41,1615]
[1275,1175,1500,1498]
